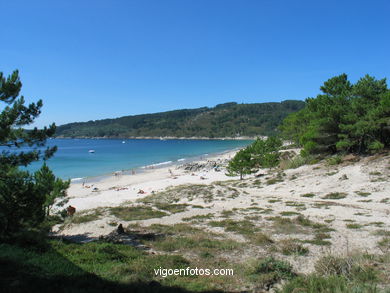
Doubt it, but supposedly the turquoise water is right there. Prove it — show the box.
[19,139,252,180]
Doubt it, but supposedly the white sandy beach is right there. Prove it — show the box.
[62,150,238,212]
[54,148,390,274]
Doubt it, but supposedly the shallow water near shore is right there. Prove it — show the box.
[21,138,252,179]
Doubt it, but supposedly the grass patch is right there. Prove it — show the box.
[301,193,316,198]
[280,274,379,293]
[209,219,257,235]
[378,237,390,252]
[221,209,234,217]
[279,239,309,256]
[303,232,332,246]
[366,222,385,228]
[182,213,213,222]
[248,257,296,289]
[282,155,315,170]
[71,209,103,224]
[139,184,218,204]
[285,201,305,207]
[266,178,283,185]
[268,199,281,203]
[250,233,274,246]
[369,171,382,176]
[358,199,372,203]
[147,223,201,235]
[266,216,306,235]
[151,234,239,253]
[326,171,339,176]
[109,206,167,221]
[346,223,363,229]
[154,203,188,213]
[280,211,301,216]
[322,192,347,200]
[355,191,371,197]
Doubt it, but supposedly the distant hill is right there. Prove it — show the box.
[55,100,305,138]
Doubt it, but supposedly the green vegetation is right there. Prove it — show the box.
[355,191,372,197]
[71,209,104,224]
[280,211,301,216]
[182,213,214,222]
[3,71,389,292]
[149,233,239,253]
[279,239,309,256]
[281,254,389,292]
[55,100,304,138]
[227,136,282,179]
[282,154,316,169]
[281,74,390,154]
[153,203,189,214]
[248,257,296,288]
[226,147,254,179]
[303,234,332,246]
[323,192,347,199]
[301,193,316,198]
[0,240,201,292]
[209,219,257,235]
[109,206,168,221]
[327,155,343,165]
[0,70,69,240]
[346,223,363,229]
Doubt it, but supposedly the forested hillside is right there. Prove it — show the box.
[55,100,304,138]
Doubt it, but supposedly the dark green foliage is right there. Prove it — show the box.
[280,74,390,154]
[249,136,282,168]
[226,148,254,179]
[249,257,296,287]
[0,70,57,166]
[227,137,282,179]
[0,168,45,238]
[0,70,69,239]
[34,163,70,216]
[55,100,304,138]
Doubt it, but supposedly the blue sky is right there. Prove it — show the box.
[2,0,390,128]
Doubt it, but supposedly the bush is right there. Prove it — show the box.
[227,136,282,179]
[327,155,343,165]
[282,154,317,169]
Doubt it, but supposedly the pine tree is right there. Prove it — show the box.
[280,74,390,154]
[0,70,69,239]
[226,148,253,180]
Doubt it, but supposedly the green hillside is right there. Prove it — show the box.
[55,100,304,138]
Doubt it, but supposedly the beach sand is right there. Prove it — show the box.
[54,148,390,274]
[61,150,238,212]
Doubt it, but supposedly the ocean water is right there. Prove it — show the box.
[17,139,252,180]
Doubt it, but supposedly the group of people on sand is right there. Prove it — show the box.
[82,181,93,188]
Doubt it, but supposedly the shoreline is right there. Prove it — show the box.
[62,148,240,212]
[54,136,260,141]
[55,149,390,277]
[71,145,248,184]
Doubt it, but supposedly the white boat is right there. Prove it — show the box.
[122,141,126,144]
[88,150,95,153]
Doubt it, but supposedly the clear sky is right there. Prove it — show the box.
[2,0,390,128]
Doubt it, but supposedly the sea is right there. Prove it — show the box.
[14,139,252,180]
